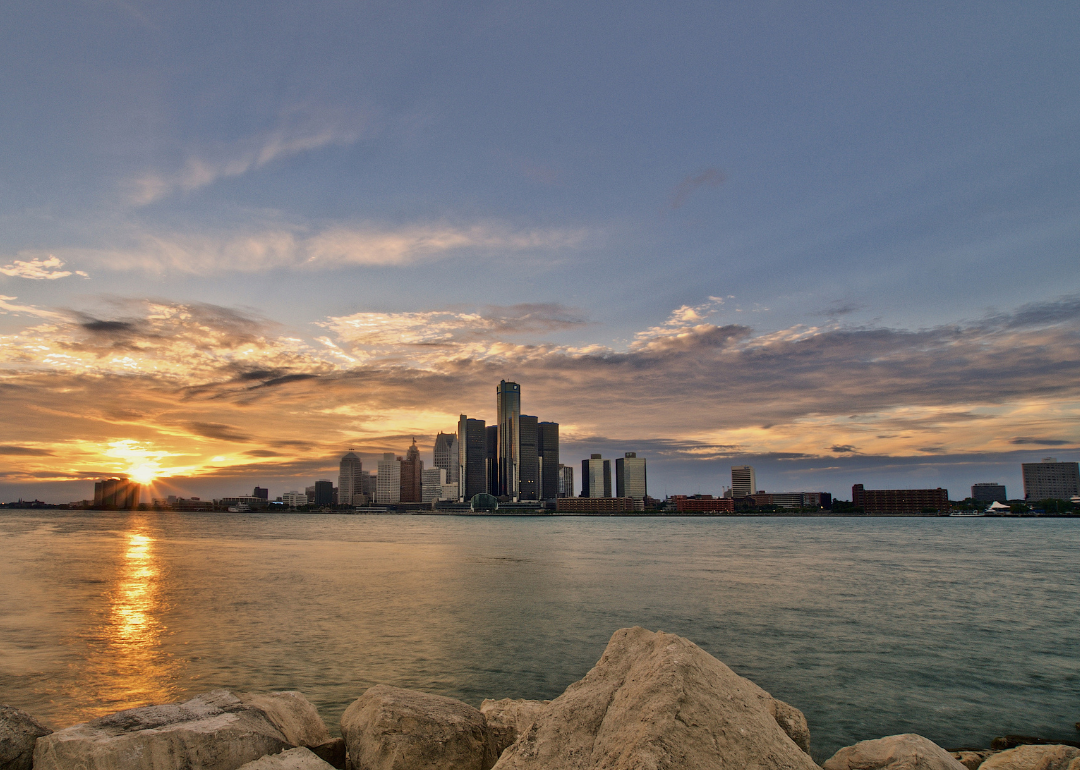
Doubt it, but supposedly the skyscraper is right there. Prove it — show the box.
[486,424,499,496]
[338,451,363,505]
[376,453,401,504]
[457,415,488,501]
[421,467,447,503]
[496,380,521,498]
[314,479,335,507]
[1022,458,1080,500]
[518,414,539,500]
[433,432,458,490]
[616,452,647,501]
[731,465,756,498]
[537,421,560,500]
[400,438,424,502]
[558,464,574,498]
[582,454,612,498]
[93,477,140,509]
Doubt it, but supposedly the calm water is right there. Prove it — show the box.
[0,511,1077,761]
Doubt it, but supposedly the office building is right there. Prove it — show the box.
[338,452,363,506]
[457,416,488,501]
[400,438,424,503]
[253,487,268,500]
[671,495,734,513]
[971,483,1008,504]
[582,454,612,498]
[851,484,949,513]
[313,479,335,507]
[93,477,140,509]
[731,466,756,498]
[615,452,647,501]
[421,467,447,503]
[558,464,574,498]
[538,421,560,500]
[282,490,307,507]
[518,415,539,500]
[486,424,499,496]
[376,453,402,504]
[433,432,458,489]
[496,380,521,498]
[305,485,316,503]
[1021,458,1080,500]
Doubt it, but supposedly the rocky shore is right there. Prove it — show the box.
[2,627,1077,770]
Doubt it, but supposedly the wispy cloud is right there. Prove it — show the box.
[671,168,725,209]
[0,255,88,280]
[0,296,65,319]
[128,107,371,205]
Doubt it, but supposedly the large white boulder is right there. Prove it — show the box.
[340,684,498,770]
[33,689,331,770]
[237,747,336,769]
[822,733,968,770]
[0,704,51,770]
[491,626,819,770]
[979,744,1080,770]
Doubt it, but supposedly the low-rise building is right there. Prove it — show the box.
[851,484,949,513]
[556,496,636,513]
[670,495,734,513]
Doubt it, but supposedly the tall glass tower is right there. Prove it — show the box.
[496,380,521,499]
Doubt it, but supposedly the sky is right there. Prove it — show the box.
[1,1,1079,503]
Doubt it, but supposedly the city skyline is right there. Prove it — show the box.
[1,4,1079,503]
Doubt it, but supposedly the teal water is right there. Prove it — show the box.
[0,511,1077,761]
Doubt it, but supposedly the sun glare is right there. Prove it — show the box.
[128,465,159,485]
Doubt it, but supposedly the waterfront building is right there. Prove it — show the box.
[421,467,447,503]
[538,421,560,500]
[457,416,488,501]
[558,464,574,498]
[496,380,521,498]
[486,424,499,496]
[433,432,459,490]
[731,465,756,498]
[851,484,949,513]
[519,415,539,500]
[376,453,402,504]
[93,477,140,509]
[670,495,734,513]
[400,438,424,503]
[337,452,363,506]
[281,490,307,507]
[615,452,647,501]
[556,496,636,513]
[1021,458,1080,500]
[581,454,612,498]
[971,482,1008,504]
[253,487,268,500]
[313,480,335,507]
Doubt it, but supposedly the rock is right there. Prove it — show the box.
[821,733,967,770]
[0,705,52,770]
[993,738,1080,751]
[308,738,346,769]
[952,750,996,769]
[340,684,498,770]
[238,747,336,769]
[769,697,812,754]
[980,744,1080,770]
[492,626,819,770]
[479,699,550,756]
[33,689,331,770]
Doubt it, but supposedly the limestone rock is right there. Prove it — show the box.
[479,699,550,756]
[238,747,336,769]
[769,697,811,754]
[980,744,1080,770]
[952,750,997,769]
[0,704,52,770]
[491,626,819,770]
[33,689,329,770]
[822,734,968,770]
[340,685,498,770]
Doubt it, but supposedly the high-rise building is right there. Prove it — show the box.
[558,464,574,498]
[93,477,140,508]
[731,465,756,498]
[1022,458,1080,500]
[400,438,424,502]
[376,453,402,504]
[457,416,488,501]
[486,424,499,496]
[518,415,539,500]
[305,485,316,503]
[582,454,612,498]
[314,479,335,507]
[496,380,521,498]
[538,422,560,500]
[971,482,1007,504]
[433,432,458,490]
[616,452,647,501]
[338,451,363,506]
[253,487,269,500]
[421,467,447,503]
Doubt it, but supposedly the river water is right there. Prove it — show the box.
[0,511,1077,761]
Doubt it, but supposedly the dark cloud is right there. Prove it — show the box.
[831,445,857,453]
[0,445,54,456]
[244,449,282,457]
[81,320,137,334]
[671,168,724,209]
[817,302,867,318]
[1009,437,1072,446]
[185,421,252,442]
[249,373,319,389]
